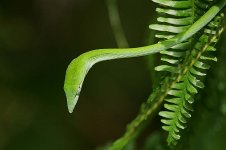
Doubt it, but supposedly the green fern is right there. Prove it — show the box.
[159,24,224,146]
[106,1,226,148]
[150,0,225,146]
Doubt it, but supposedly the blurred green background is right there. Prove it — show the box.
[0,0,157,149]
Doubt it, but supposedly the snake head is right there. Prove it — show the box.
[64,82,82,113]
[64,57,89,113]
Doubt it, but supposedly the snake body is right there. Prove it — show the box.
[64,1,226,113]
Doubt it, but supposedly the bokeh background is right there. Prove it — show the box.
[0,0,157,149]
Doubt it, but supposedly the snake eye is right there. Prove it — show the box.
[77,84,82,95]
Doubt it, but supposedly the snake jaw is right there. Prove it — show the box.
[67,94,80,113]
[65,83,82,113]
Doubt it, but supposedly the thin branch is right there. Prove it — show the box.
[107,0,129,48]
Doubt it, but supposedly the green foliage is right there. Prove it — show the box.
[158,21,224,146]
[150,0,224,145]
[150,0,225,145]
[106,0,225,148]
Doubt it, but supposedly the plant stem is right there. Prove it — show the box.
[107,0,129,48]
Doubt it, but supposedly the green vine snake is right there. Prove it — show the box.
[64,0,226,113]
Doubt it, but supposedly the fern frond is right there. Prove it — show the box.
[159,14,224,146]
[150,0,194,73]
[150,0,225,146]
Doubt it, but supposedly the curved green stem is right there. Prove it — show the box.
[64,0,226,113]
[107,0,129,48]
